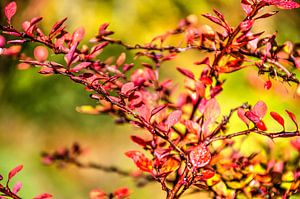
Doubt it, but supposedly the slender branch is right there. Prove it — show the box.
[207,128,299,144]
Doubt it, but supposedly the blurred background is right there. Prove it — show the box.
[0,0,300,198]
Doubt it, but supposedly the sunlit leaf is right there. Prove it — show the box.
[237,108,250,127]
[165,110,182,130]
[189,144,211,168]
[252,101,267,119]
[160,158,180,174]
[263,0,300,9]
[125,151,153,173]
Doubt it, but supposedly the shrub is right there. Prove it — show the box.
[1,0,300,198]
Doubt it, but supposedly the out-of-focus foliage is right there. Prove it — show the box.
[0,0,300,198]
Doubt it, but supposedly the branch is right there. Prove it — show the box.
[207,128,300,144]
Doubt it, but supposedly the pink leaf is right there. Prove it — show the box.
[5,1,17,25]
[286,110,298,129]
[245,111,260,123]
[189,144,211,169]
[204,98,220,125]
[72,27,85,43]
[12,182,22,194]
[263,0,300,9]
[8,165,23,180]
[252,100,267,119]
[177,67,195,79]
[49,17,67,37]
[34,193,53,199]
[70,62,91,72]
[237,108,250,127]
[270,111,285,128]
[241,0,253,15]
[121,82,135,95]
[165,110,182,130]
[129,91,143,106]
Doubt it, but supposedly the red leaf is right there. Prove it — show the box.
[201,169,215,180]
[121,82,135,95]
[286,110,298,129]
[256,120,267,131]
[130,135,147,147]
[89,189,106,199]
[165,110,182,130]
[189,144,211,168]
[49,17,67,37]
[34,193,53,199]
[114,187,130,199]
[12,182,22,194]
[194,57,210,66]
[202,13,223,27]
[5,1,17,25]
[237,108,250,127]
[8,165,23,180]
[264,80,272,90]
[162,53,177,61]
[255,11,279,20]
[252,101,267,119]
[270,111,285,128]
[245,111,260,123]
[263,0,300,9]
[177,67,195,79]
[239,20,254,32]
[125,151,153,172]
[90,42,109,55]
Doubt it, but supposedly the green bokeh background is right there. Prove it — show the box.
[0,0,300,198]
